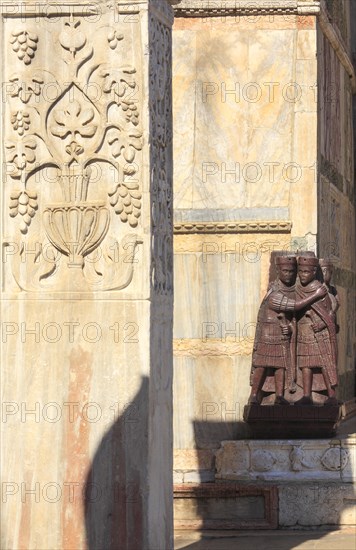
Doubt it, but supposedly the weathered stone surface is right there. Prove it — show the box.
[183,470,215,483]
[174,449,215,470]
[1,1,176,548]
[216,436,356,482]
[172,3,356,476]
[173,483,278,530]
[279,483,356,526]
[172,12,320,466]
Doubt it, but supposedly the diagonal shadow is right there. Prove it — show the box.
[84,376,149,550]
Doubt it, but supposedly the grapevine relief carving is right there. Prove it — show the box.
[5,16,144,291]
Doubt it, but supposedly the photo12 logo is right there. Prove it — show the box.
[1,2,141,25]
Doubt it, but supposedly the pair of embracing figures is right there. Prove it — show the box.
[249,254,340,407]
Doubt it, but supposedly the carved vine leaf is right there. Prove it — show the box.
[108,182,141,227]
[5,137,37,174]
[9,190,38,234]
[101,66,136,95]
[11,111,30,136]
[9,75,44,104]
[107,128,142,167]
[10,31,38,65]
[100,67,139,126]
[52,100,97,139]
[51,100,97,159]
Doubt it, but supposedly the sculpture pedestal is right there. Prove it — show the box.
[244,404,342,438]
[215,435,356,528]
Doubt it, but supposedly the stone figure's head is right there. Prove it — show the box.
[297,255,319,286]
[275,255,297,286]
[319,258,334,285]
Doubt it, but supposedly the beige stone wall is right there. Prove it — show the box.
[172,7,356,465]
[172,14,320,455]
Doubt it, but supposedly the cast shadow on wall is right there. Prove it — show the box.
[84,376,149,550]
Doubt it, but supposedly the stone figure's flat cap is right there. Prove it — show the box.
[297,254,319,267]
[319,258,334,268]
[275,255,297,266]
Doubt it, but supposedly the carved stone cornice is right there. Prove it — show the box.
[0,1,177,24]
[174,220,292,234]
[0,1,111,17]
[174,0,321,18]
[173,0,356,93]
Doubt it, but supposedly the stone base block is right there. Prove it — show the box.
[243,404,342,438]
[215,437,356,528]
[215,437,356,482]
[279,483,356,527]
[173,483,278,530]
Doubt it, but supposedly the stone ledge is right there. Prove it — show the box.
[0,0,175,25]
[173,337,253,356]
[174,221,292,234]
[215,436,356,482]
[174,449,216,470]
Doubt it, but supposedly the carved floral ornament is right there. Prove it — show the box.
[5,16,145,291]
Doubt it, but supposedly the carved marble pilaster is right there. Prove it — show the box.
[1,1,176,549]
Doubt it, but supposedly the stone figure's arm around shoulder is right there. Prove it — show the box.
[293,284,328,311]
[269,284,328,313]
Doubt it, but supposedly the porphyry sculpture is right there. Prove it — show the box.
[248,255,328,406]
[248,252,341,406]
[295,255,338,406]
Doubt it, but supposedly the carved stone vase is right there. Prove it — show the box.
[43,168,110,268]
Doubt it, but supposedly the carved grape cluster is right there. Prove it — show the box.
[11,111,30,136]
[121,99,139,126]
[9,190,38,234]
[108,182,141,227]
[107,30,124,50]
[10,31,38,65]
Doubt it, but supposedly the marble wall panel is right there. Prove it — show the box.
[174,23,315,215]
[172,8,355,473]
[173,17,318,233]
[1,300,151,549]
[173,237,262,339]
[173,355,252,450]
